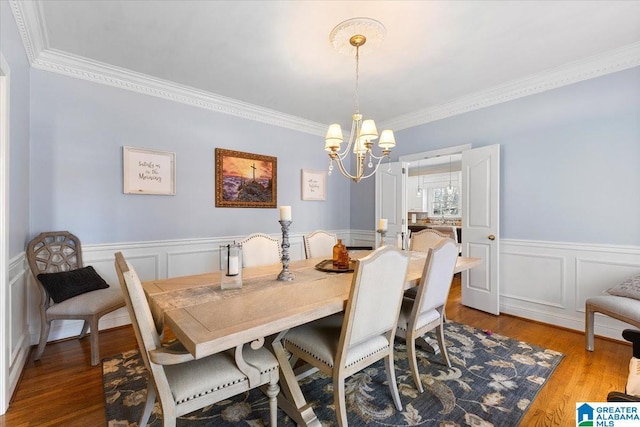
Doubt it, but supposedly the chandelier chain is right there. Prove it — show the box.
[355,45,360,114]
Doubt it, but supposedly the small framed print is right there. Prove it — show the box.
[123,146,176,195]
[301,169,326,201]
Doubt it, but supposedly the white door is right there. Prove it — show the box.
[461,144,500,315]
[375,162,406,248]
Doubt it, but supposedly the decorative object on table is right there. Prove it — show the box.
[332,238,350,269]
[377,218,388,248]
[104,322,564,427]
[314,258,356,273]
[396,232,406,250]
[123,146,176,195]
[323,18,396,183]
[219,243,242,289]
[301,169,326,201]
[215,148,277,208]
[277,206,294,281]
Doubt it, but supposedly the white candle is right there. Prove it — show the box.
[280,206,292,221]
[228,255,239,276]
[379,218,388,231]
[397,233,403,249]
[411,213,417,224]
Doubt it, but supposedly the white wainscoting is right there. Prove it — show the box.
[17,234,638,362]
[7,253,30,411]
[500,239,640,341]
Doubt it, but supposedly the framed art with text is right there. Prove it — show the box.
[215,148,277,208]
[123,146,176,195]
[301,169,326,201]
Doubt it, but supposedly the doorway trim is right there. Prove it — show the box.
[0,52,10,414]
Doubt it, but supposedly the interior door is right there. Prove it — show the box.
[375,162,406,248]
[461,144,500,315]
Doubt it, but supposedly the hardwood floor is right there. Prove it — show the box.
[0,274,632,426]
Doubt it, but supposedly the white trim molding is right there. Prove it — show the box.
[0,52,11,415]
[10,1,640,135]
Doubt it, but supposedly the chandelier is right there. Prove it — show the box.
[324,18,396,183]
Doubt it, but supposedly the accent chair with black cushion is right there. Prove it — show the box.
[303,229,337,259]
[283,246,411,427]
[396,239,459,392]
[26,231,125,366]
[238,232,282,267]
[114,252,280,427]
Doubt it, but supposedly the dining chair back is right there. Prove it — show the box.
[396,238,459,392]
[284,246,410,426]
[429,225,462,254]
[238,233,282,267]
[303,230,337,259]
[26,231,124,365]
[410,228,448,252]
[114,252,280,427]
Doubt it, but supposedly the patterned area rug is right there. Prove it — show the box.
[103,322,564,426]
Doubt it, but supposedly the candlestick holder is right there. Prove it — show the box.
[277,220,295,281]
[377,229,387,248]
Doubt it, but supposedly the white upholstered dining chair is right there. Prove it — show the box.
[27,231,125,366]
[396,239,459,393]
[238,232,282,267]
[283,246,411,427]
[303,229,337,259]
[409,228,448,252]
[114,252,280,427]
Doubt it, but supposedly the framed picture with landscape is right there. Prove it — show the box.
[215,148,277,208]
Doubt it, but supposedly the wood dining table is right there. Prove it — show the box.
[142,251,481,426]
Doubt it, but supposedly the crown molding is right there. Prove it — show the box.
[33,48,327,136]
[381,42,640,131]
[10,0,640,136]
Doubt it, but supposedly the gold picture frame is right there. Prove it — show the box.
[215,148,277,208]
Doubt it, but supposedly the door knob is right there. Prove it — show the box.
[488,234,496,240]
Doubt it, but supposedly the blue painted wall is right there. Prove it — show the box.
[29,71,350,244]
[352,67,640,246]
[1,1,31,258]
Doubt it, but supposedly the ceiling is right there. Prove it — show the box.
[12,1,640,134]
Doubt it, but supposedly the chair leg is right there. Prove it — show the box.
[384,352,403,411]
[89,317,101,366]
[140,382,156,427]
[79,320,90,339]
[333,376,349,427]
[586,304,595,351]
[406,333,424,393]
[266,378,280,426]
[34,320,51,361]
[436,322,451,368]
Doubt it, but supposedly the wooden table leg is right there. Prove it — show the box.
[271,334,321,427]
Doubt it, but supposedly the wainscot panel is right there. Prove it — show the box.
[500,239,640,341]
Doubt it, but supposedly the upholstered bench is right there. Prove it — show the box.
[586,274,640,351]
